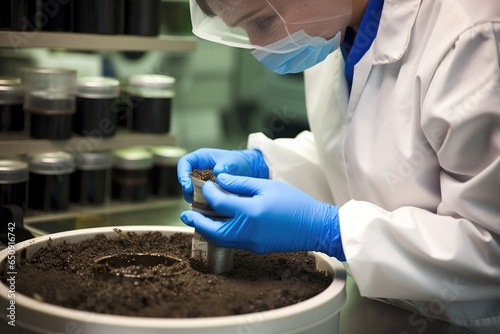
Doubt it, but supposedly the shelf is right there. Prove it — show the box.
[0,31,197,52]
[24,198,190,237]
[25,197,186,224]
[0,131,175,156]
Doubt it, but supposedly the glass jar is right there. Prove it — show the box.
[0,1,13,30]
[71,151,113,205]
[11,0,39,32]
[112,147,153,202]
[28,152,74,211]
[73,0,125,35]
[124,0,160,36]
[22,68,77,140]
[74,77,120,138]
[128,74,175,134]
[0,159,29,248]
[148,146,187,197]
[39,0,72,32]
[0,160,29,212]
[0,77,24,132]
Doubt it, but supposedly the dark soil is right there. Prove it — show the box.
[1,232,333,318]
[190,169,217,182]
[190,169,219,212]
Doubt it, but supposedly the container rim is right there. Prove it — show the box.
[0,225,347,332]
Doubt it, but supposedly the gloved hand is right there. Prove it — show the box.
[180,174,345,260]
[177,148,269,202]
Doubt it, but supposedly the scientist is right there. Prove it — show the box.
[177,0,500,332]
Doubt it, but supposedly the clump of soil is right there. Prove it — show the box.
[1,232,333,318]
[190,169,217,183]
[190,169,220,212]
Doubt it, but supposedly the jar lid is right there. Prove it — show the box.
[25,91,75,115]
[0,160,29,184]
[127,74,175,98]
[149,146,187,166]
[0,85,23,105]
[21,67,77,94]
[113,147,153,170]
[0,77,21,86]
[29,152,75,175]
[77,77,120,99]
[75,151,113,171]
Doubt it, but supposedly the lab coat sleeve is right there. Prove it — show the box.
[247,131,335,204]
[340,23,500,301]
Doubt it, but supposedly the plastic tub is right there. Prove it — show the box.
[0,225,346,334]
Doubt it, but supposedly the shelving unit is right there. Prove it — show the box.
[0,29,196,230]
[0,31,197,52]
[0,131,175,156]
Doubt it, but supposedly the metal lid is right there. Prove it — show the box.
[149,146,187,166]
[0,160,29,184]
[127,74,175,98]
[75,151,113,171]
[112,147,153,170]
[0,77,21,86]
[0,86,23,105]
[21,67,77,94]
[77,77,120,99]
[29,152,75,175]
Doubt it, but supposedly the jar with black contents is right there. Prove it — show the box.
[148,146,187,197]
[0,77,24,132]
[0,160,29,214]
[28,152,74,211]
[11,0,40,32]
[112,147,153,202]
[74,77,120,138]
[128,74,175,134]
[124,0,160,36]
[0,160,34,248]
[73,0,124,34]
[70,151,113,205]
[22,68,77,140]
[39,0,72,32]
[0,1,13,30]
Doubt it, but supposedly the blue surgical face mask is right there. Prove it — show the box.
[251,30,341,75]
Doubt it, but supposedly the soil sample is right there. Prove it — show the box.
[190,169,217,183]
[2,232,333,318]
[190,169,220,214]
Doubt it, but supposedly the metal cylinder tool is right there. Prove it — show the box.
[190,172,235,274]
[191,231,234,274]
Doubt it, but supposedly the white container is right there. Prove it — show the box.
[0,226,346,334]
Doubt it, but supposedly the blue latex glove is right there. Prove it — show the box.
[177,148,269,203]
[180,174,345,260]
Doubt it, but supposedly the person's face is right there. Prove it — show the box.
[208,0,351,47]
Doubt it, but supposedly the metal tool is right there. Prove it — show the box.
[191,231,234,274]
[189,174,235,274]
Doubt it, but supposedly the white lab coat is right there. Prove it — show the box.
[248,0,500,332]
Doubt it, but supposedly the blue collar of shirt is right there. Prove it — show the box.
[341,0,385,89]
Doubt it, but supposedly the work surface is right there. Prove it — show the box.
[6,205,474,334]
[1,276,472,334]
[340,275,472,334]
